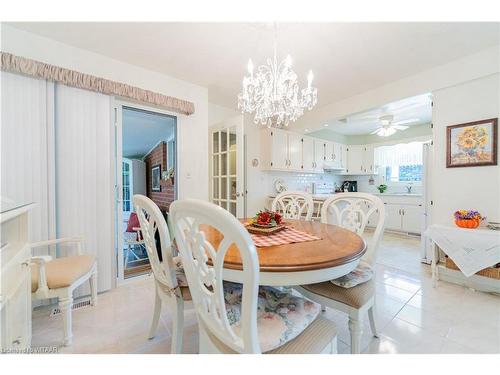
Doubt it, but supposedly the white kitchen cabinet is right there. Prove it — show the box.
[383,202,422,234]
[384,203,403,231]
[339,143,347,169]
[401,204,422,234]
[313,139,325,172]
[261,129,326,173]
[302,136,315,172]
[346,145,364,174]
[1,203,33,351]
[288,132,303,170]
[324,141,334,163]
[362,144,375,174]
[333,142,343,169]
[325,141,343,169]
[265,128,288,169]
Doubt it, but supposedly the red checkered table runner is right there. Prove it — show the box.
[251,226,322,248]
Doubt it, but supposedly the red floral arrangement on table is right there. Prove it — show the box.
[453,210,485,229]
[249,210,283,227]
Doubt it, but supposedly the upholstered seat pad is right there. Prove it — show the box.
[31,255,96,292]
[224,282,320,352]
[204,316,336,354]
[300,278,375,309]
[172,256,189,287]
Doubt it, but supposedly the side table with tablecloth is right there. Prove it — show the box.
[425,224,500,292]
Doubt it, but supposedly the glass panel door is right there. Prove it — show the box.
[210,116,244,217]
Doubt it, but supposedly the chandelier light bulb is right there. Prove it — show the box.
[247,59,254,75]
[285,55,292,67]
[307,70,314,88]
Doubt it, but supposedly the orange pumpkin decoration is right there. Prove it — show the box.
[455,219,480,229]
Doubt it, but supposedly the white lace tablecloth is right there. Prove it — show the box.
[425,224,500,277]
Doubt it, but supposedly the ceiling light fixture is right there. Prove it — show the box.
[371,114,417,137]
[238,23,317,129]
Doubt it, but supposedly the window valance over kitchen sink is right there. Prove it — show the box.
[0,52,195,116]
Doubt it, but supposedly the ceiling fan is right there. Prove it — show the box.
[370,114,419,137]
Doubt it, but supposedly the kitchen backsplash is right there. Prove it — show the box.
[264,171,422,196]
[356,175,423,195]
[264,171,343,195]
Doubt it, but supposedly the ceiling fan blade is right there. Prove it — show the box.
[393,118,420,126]
[393,125,409,130]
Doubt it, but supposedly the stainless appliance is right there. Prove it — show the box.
[342,180,357,192]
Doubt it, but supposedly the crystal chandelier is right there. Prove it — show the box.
[237,25,317,128]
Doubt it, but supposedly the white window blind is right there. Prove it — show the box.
[1,72,56,256]
[55,84,114,292]
[374,141,424,182]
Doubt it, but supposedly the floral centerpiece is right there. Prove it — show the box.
[249,210,283,227]
[454,210,484,229]
[246,210,285,235]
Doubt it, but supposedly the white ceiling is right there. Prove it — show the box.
[315,93,433,135]
[8,22,500,109]
[122,107,175,158]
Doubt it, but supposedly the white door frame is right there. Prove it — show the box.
[112,99,178,285]
[209,115,245,218]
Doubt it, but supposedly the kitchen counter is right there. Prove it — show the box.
[372,193,423,197]
[268,193,335,201]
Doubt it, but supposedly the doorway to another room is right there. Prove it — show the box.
[116,105,177,281]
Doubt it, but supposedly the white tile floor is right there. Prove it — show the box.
[31,232,500,354]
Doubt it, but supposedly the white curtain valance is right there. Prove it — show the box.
[374,141,424,166]
[0,52,195,116]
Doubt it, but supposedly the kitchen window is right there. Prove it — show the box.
[375,141,424,184]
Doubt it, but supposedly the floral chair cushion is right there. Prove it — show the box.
[224,282,320,352]
[172,256,189,287]
[330,260,373,288]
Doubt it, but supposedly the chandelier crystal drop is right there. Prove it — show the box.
[237,27,317,128]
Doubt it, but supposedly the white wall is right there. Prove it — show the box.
[1,24,209,201]
[208,102,239,126]
[432,73,500,225]
[295,45,500,132]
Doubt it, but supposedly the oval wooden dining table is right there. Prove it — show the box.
[202,219,367,286]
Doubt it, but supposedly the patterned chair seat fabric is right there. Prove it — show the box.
[224,282,320,352]
[173,257,320,352]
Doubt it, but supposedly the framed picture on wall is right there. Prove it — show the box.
[151,165,161,192]
[446,118,498,168]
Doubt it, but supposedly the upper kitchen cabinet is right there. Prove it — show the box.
[362,144,375,173]
[303,137,325,172]
[345,145,364,174]
[261,129,328,173]
[302,136,315,172]
[260,128,303,172]
[343,144,376,175]
[313,139,326,172]
[323,141,345,170]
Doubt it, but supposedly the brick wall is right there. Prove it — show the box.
[144,141,175,211]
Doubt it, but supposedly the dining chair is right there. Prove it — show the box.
[271,191,314,221]
[123,212,146,269]
[169,199,338,354]
[295,192,385,354]
[30,237,97,346]
[132,194,190,354]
